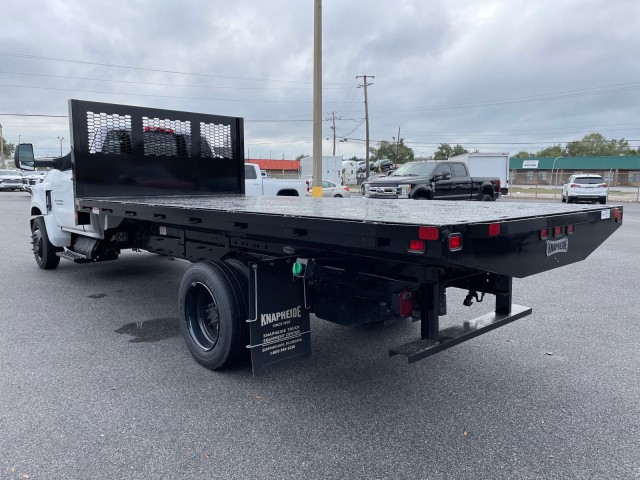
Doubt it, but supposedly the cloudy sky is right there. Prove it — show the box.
[1,0,639,159]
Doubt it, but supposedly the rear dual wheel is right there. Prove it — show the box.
[178,260,249,370]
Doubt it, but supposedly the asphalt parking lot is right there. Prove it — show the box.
[1,190,638,480]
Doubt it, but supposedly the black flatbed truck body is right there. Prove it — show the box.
[43,100,623,374]
[77,194,620,279]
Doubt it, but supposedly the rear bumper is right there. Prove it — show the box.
[0,183,23,190]
[567,188,607,200]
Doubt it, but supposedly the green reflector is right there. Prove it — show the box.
[292,262,304,275]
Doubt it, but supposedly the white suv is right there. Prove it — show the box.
[561,174,607,204]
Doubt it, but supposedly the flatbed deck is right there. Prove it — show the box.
[81,195,613,227]
[79,195,621,278]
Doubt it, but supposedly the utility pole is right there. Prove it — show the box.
[312,0,323,197]
[57,136,64,156]
[356,75,374,179]
[0,123,3,166]
[395,127,401,163]
[326,112,338,156]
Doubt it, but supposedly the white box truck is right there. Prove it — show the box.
[300,155,344,185]
[341,160,358,185]
[449,152,509,196]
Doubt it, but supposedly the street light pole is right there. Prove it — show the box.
[551,155,562,198]
[57,136,64,156]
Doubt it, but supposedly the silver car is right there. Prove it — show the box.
[0,170,23,191]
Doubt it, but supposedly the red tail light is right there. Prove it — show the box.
[566,224,574,235]
[306,180,310,193]
[448,233,462,251]
[570,183,581,188]
[553,226,563,237]
[488,223,501,237]
[613,208,622,222]
[418,226,439,241]
[408,239,425,253]
[540,228,549,240]
[145,126,175,134]
[599,183,608,188]
[496,179,501,192]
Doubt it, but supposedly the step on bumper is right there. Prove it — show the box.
[389,304,532,363]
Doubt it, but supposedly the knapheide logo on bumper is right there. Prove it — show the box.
[546,237,568,257]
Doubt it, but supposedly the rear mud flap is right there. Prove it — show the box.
[248,258,311,375]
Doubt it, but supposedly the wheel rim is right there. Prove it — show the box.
[184,282,220,351]
[32,228,44,261]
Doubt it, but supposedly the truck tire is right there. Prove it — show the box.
[31,216,62,270]
[179,261,249,370]
[478,193,493,201]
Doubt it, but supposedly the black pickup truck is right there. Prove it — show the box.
[363,160,500,200]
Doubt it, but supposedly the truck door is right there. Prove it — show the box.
[244,165,262,196]
[50,169,80,231]
[450,162,473,199]
[432,164,455,199]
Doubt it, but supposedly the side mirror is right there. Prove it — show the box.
[434,171,451,181]
[14,143,35,171]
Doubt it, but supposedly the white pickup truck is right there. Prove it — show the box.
[244,163,307,196]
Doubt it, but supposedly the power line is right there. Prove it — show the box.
[0,83,351,104]
[0,51,352,86]
[0,70,349,91]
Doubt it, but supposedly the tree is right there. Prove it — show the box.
[512,151,534,158]
[536,145,566,157]
[295,154,308,161]
[369,138,414,164]
[433,143,468,160]
[566,133,630,157]
[0,139,16,169]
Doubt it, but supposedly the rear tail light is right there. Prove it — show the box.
[488,223,500,236]
[613,208,622,222]
[306,180,310,193]
[540,228,549,240]
[496,179,501,192]
[408,239,425,253]
[448,233,462,251]
[566,224,574,235]
[145,126,175,134]
[599,183,608,188]
[553,226,563,237]
[570,183,580,188]
[418,226,439,241]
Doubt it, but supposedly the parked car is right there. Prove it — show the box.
[561,174,607,204]
[21,171,47,193]
[0,170,23,191]
[372,159,394,173]
[306,179,351,197]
